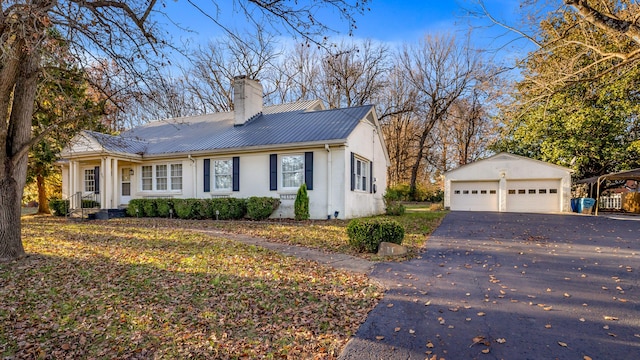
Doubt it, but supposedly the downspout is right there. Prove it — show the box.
[595,175,604,216]
[325,144,332,219]
[188,154,196,197]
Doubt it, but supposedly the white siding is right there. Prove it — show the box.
[450,181,499,211]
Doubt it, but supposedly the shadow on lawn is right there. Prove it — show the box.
[4,218,380,359]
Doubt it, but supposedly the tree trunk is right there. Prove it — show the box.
[0,178,25,261]
[36,174,50,214]
[0,47,40,261]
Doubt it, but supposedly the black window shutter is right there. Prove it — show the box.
[269,154,277,191]
[369,161,373,193]
[304,152,313,190]
[94,166,100,194]
[350,152,355,191]
[232,157,240,192]
[203,159,210,192]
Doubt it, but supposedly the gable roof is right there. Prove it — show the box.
[445,152,573,176]
[71,100,376,157]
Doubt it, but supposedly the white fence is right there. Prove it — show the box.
[599,193,622,210]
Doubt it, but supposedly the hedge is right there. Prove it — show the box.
[124,197,279,220]
[346,218,405,253]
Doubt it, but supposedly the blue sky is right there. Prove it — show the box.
[160,0,530,53]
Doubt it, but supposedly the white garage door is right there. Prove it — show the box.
[450,181,499,211]
[506,180,561,213]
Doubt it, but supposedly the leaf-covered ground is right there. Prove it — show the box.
[1,217,383,359]
[120,208,447,261]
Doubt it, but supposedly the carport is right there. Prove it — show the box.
[575,168,640,215]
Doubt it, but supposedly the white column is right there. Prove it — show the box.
[112,158,119,208]
[69,161,76,208]
[499,172,507,212]
[101,157,108,209]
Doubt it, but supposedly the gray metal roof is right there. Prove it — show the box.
[93,101,372,156]
[85,131,147,154]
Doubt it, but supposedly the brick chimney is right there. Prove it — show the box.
[233,76,263,126]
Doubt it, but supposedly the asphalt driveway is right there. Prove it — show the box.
[340,212,640,359]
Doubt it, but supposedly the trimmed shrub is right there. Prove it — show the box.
[81,199,100,208]
[141,199,158,217]
[294,184,310,221]
[246,197,280,220]
[172,199,208,219]
[49,199,69,216]
[126,199,145,217]
[155,199,174,218]
[346,218,405,253]
[207,198,246,220]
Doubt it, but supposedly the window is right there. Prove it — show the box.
[480,190,487,194]
[539,189,547,194]
[472,190,478,194]
[353,157,370,192]
[140,163,182,192]
[518,189,526,194]
[214,160,232,191]
[171,164,182,190]
[508,189,516,194]
[84,169,95,192]
[529,189,536,194]
[282,155,304,188]
[490,190,497,194]
[549,188,558,194]
[141,166,153,190]
[454,190,461,194]
[463,190,469,194]
[156,165,167,190]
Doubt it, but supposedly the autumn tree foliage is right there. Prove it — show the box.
[493,0,640,178]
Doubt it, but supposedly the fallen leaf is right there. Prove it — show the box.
[61,343,71,350]
[608,333,617,337]
[545,324,552,329]
[558,341,568,347]
[604,316,619,321]
[426,341,434,348]
[387,303,394,308]
[563,293,571,298]
[394,327,401,332]
[409,329,415,334]
[579,318,585,322]
[584,356,593,360]
[496,338,506,344]
[481,348,490,354]
[477,312,486,316]
[376,336,384,341]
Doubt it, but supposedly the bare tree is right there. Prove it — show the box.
[271,44,324,103]
[400,34,481,199]
[185,30,280,112]
[0,0,372,262]
[320,40,390,108]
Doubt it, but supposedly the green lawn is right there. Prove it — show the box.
[2,217,382,359]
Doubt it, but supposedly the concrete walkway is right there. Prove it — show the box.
[338,212,640,359]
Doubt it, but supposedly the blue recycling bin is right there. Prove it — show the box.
[571,198,579,212]
[579,198,596,213]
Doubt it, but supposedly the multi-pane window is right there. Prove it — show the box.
[141,164,182,191]
[354,157,369,192]
[156,165,167,190]
[84,169,95,192]
[282,155,304,188]
[171,164,182,190]
[141,166,153,190]
[214,160,232,191]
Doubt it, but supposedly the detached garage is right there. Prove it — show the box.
[444,153,572,213]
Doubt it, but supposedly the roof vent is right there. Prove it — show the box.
[233,76,263,126]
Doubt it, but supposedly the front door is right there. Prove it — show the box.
[121,167,132,205]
